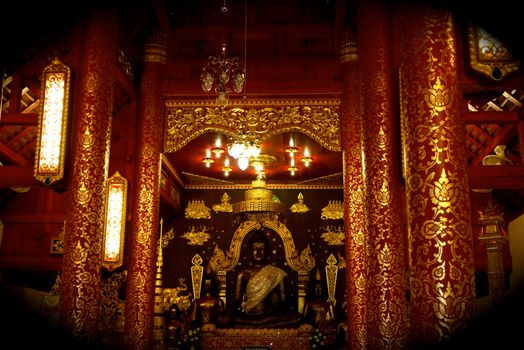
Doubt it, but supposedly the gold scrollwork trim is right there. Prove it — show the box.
[208,219,315,273]
[468,25,520,81]
[164,99,341,153]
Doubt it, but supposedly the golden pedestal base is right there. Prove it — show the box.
[200,324,313,350]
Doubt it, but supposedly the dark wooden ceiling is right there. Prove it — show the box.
[1,0,524,218]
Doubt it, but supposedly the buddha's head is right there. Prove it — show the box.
[248,229,269,263]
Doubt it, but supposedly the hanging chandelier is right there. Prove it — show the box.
[209,132,260,171]
[200,1,246,108]
[202,133,313,177]
[201,43,245,108]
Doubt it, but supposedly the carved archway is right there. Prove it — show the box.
[208,219,315,273]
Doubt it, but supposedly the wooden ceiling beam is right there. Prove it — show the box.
[465,110,519,124]
[471,124,517,165]
[0,113,38,126]
[0,142,30,166]
[469,165,524,189]
[113,65,137,100]
[0,166,38,187]
[150,0,172,33]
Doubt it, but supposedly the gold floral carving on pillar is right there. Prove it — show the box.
[358,1,408,347]
[340,21,368,348]
[126,29,167,350]
[400,7,475,347]
[468,25,519,81]
[191,254,204,300]
[325,254,338,306]
[60,8,117,341]
[164,99,340,153]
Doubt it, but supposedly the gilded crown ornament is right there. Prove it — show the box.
[232,175,285,215]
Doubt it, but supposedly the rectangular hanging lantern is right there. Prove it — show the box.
[102,171,128,271]
[34,57,71,186]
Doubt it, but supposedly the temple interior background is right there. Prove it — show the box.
[1,0,524,349]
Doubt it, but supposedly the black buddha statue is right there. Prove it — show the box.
[230,230,302,328]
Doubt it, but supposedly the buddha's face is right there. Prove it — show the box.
[252,242,267,262]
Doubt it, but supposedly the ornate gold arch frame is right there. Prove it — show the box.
[208,218,316,313]
[163,98,341,153]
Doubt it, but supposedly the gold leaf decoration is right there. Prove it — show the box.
[321,200,344,220]
[212,192,233,213]
[290,192,311,213]
[185,199,211,219]
[321,225,345,245]
[181,226,211,246]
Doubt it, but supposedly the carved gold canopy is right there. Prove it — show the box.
[164,98,341,153]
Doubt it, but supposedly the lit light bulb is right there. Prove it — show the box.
[285,136,298,154]
[202,149,215,168]
[248,143,260,158]
[222,157,232,177]
[228,142,244,159]
[301,147,312,167]
[238,156,249,170]
[212,136,224,158]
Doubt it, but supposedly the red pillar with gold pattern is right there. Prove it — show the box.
[357,0,409,348]
[399,3,476,348]
[124,29,168,350]
[339,26,368,350]
[60,7,118,343]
